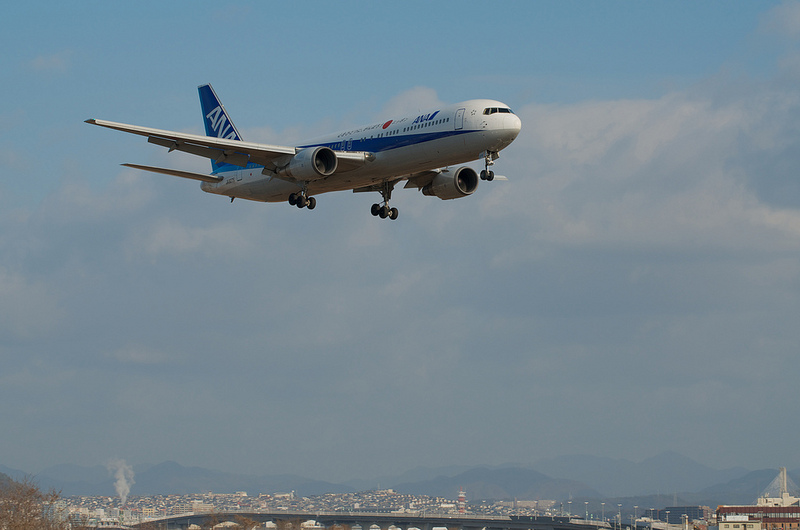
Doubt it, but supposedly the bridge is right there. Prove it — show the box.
[133,511,613,530]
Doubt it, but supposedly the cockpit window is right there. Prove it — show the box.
[483,107,515,115]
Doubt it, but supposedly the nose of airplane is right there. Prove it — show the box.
[504,113,522,139]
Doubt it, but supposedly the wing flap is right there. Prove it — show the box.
[147,136,251,168]
[122,163,223,183]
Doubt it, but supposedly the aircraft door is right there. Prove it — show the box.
[455,108,465,130]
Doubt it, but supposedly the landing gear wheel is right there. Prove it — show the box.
[371,181,401,220]
[288,189,316,210]
[480,170,495,181]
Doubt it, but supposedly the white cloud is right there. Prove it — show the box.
[127,216,257,259]
[29,50,72,73]
[378,86,444,117]
[41,170,156,222]
[492,88,800,254]
[759,1,800,40]
[0,268,63,339]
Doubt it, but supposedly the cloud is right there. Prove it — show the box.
[126,216,257,259]
[0,268,64,339]
[29,50,72,73]
[759,1,800,40]
[495,86,800,254]
[378,86,444,117]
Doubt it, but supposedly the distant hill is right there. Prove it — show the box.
[28,461,349,498]
[531,452,749,497]
[394,466,600,501]
[691,468,799,506]
[132,461,350,497]
[31,463,114,496]
[0,465,26,480]
[592,468,800,514]
[2,453,797,505]
[344,464,476,491]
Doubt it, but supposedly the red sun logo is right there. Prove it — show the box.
[382,120,393,129]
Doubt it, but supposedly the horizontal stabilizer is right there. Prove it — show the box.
[122,163,223,183]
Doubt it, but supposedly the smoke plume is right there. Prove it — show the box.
[107,459,135,506]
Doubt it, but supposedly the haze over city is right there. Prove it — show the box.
[2,1,800,484]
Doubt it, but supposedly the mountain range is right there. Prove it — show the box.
[2,452,798,509]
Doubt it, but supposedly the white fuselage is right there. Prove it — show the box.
[200,99,521,202]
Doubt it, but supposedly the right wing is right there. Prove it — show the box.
[87,118,296,169]
[86,118,372,175]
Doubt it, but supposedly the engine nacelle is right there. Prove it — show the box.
[421,167,479,200]
[280,146,338,180]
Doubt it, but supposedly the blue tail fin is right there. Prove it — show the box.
[198,84,243,172]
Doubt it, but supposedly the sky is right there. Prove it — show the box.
[2,1,800,486]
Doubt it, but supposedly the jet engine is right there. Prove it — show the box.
[280,146,338,180]
[421,167,479,200]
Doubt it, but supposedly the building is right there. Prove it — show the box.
[648,507,712,524]
[717,468,800,530]
[717,506,800,530]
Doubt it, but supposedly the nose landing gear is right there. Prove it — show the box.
[480,151,499,181]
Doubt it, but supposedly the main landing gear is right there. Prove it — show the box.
[371,203,399,220]
[288,191,316,210]
[480,150,499,181]
[371,181,399,220]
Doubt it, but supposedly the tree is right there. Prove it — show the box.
[0,476,70,530]
[232,514,262,530]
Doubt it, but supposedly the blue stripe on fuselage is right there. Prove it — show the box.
[210,128,478,175]
[300,129,475,154]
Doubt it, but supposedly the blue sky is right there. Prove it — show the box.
[3,1,800,487]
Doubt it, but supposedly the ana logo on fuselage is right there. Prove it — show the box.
[411,110,440,125]
[205,106,237,139]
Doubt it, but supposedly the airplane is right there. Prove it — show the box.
[86,84,521,220]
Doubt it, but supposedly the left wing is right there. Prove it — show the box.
[352,169,448,195]
[85,118,371,174]
[403,169,444,190]
[121,163,223,183]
